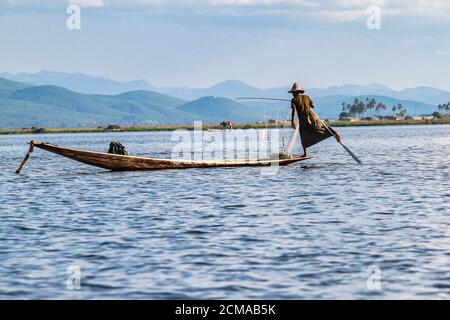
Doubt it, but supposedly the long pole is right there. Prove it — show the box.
[237,97,362,164]
[318,119,362,164]
[16,142,34,174]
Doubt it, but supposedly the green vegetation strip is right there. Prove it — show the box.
[328,119,450,127]
[1,119,449,135]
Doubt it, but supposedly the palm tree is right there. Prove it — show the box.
[393,103,406,117]
[366,98,376,116]
[365,98,370,116]
[375,103,386,115]
[347,98,360,117]
[437,102,450,115]
[356,99,366,117]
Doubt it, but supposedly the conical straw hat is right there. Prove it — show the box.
[288,82,305,94]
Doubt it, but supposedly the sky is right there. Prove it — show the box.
[0,0,449,90]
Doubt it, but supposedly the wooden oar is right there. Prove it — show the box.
[318,119,362,164]
[16,142,34,174]
[236,97,362,164]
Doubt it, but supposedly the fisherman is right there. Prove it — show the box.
[289,83,342,157]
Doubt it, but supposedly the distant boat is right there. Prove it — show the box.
[16,140,309,173]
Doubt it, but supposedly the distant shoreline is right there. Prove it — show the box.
[1,119,449,135]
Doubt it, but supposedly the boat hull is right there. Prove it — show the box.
[30,140,310,171]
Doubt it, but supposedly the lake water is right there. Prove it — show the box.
[0,125,449,299]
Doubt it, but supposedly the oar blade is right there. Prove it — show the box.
[340,142,362,164]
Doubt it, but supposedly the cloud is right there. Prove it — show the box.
[314,9,367,22]
[2,0,449,23]
[209,0,316,5]
[70,0,104,7]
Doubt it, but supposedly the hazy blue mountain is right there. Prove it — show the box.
[0,98,121,129]
[0,77,30,97]
[1,83,195,128]
[204,80,265,98]
[308,84,396,98]
[0,71,154,95]
[177,96,262,123]
[160,80,287,101]
[114,90,185,109]
[397,86,450,105]
[0,75,443,128]
[162,80,450,106]
[10,85,115,115]
[162,81,392,100]
[3,71,449,105]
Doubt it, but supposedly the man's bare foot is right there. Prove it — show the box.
[301,153,307,158]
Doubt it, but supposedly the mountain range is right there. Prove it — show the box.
[0,71,447,129]
[0,71,154,95]
[3,71,450,104]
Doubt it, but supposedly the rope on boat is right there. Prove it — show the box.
[15,141,34,174]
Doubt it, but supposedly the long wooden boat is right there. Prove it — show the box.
[16,140,310,173]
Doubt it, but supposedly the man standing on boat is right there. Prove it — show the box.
[289,83,342,157]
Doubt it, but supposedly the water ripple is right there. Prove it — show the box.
[0,126,449,299]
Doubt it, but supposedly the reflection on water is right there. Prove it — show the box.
[0,125,449,299]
